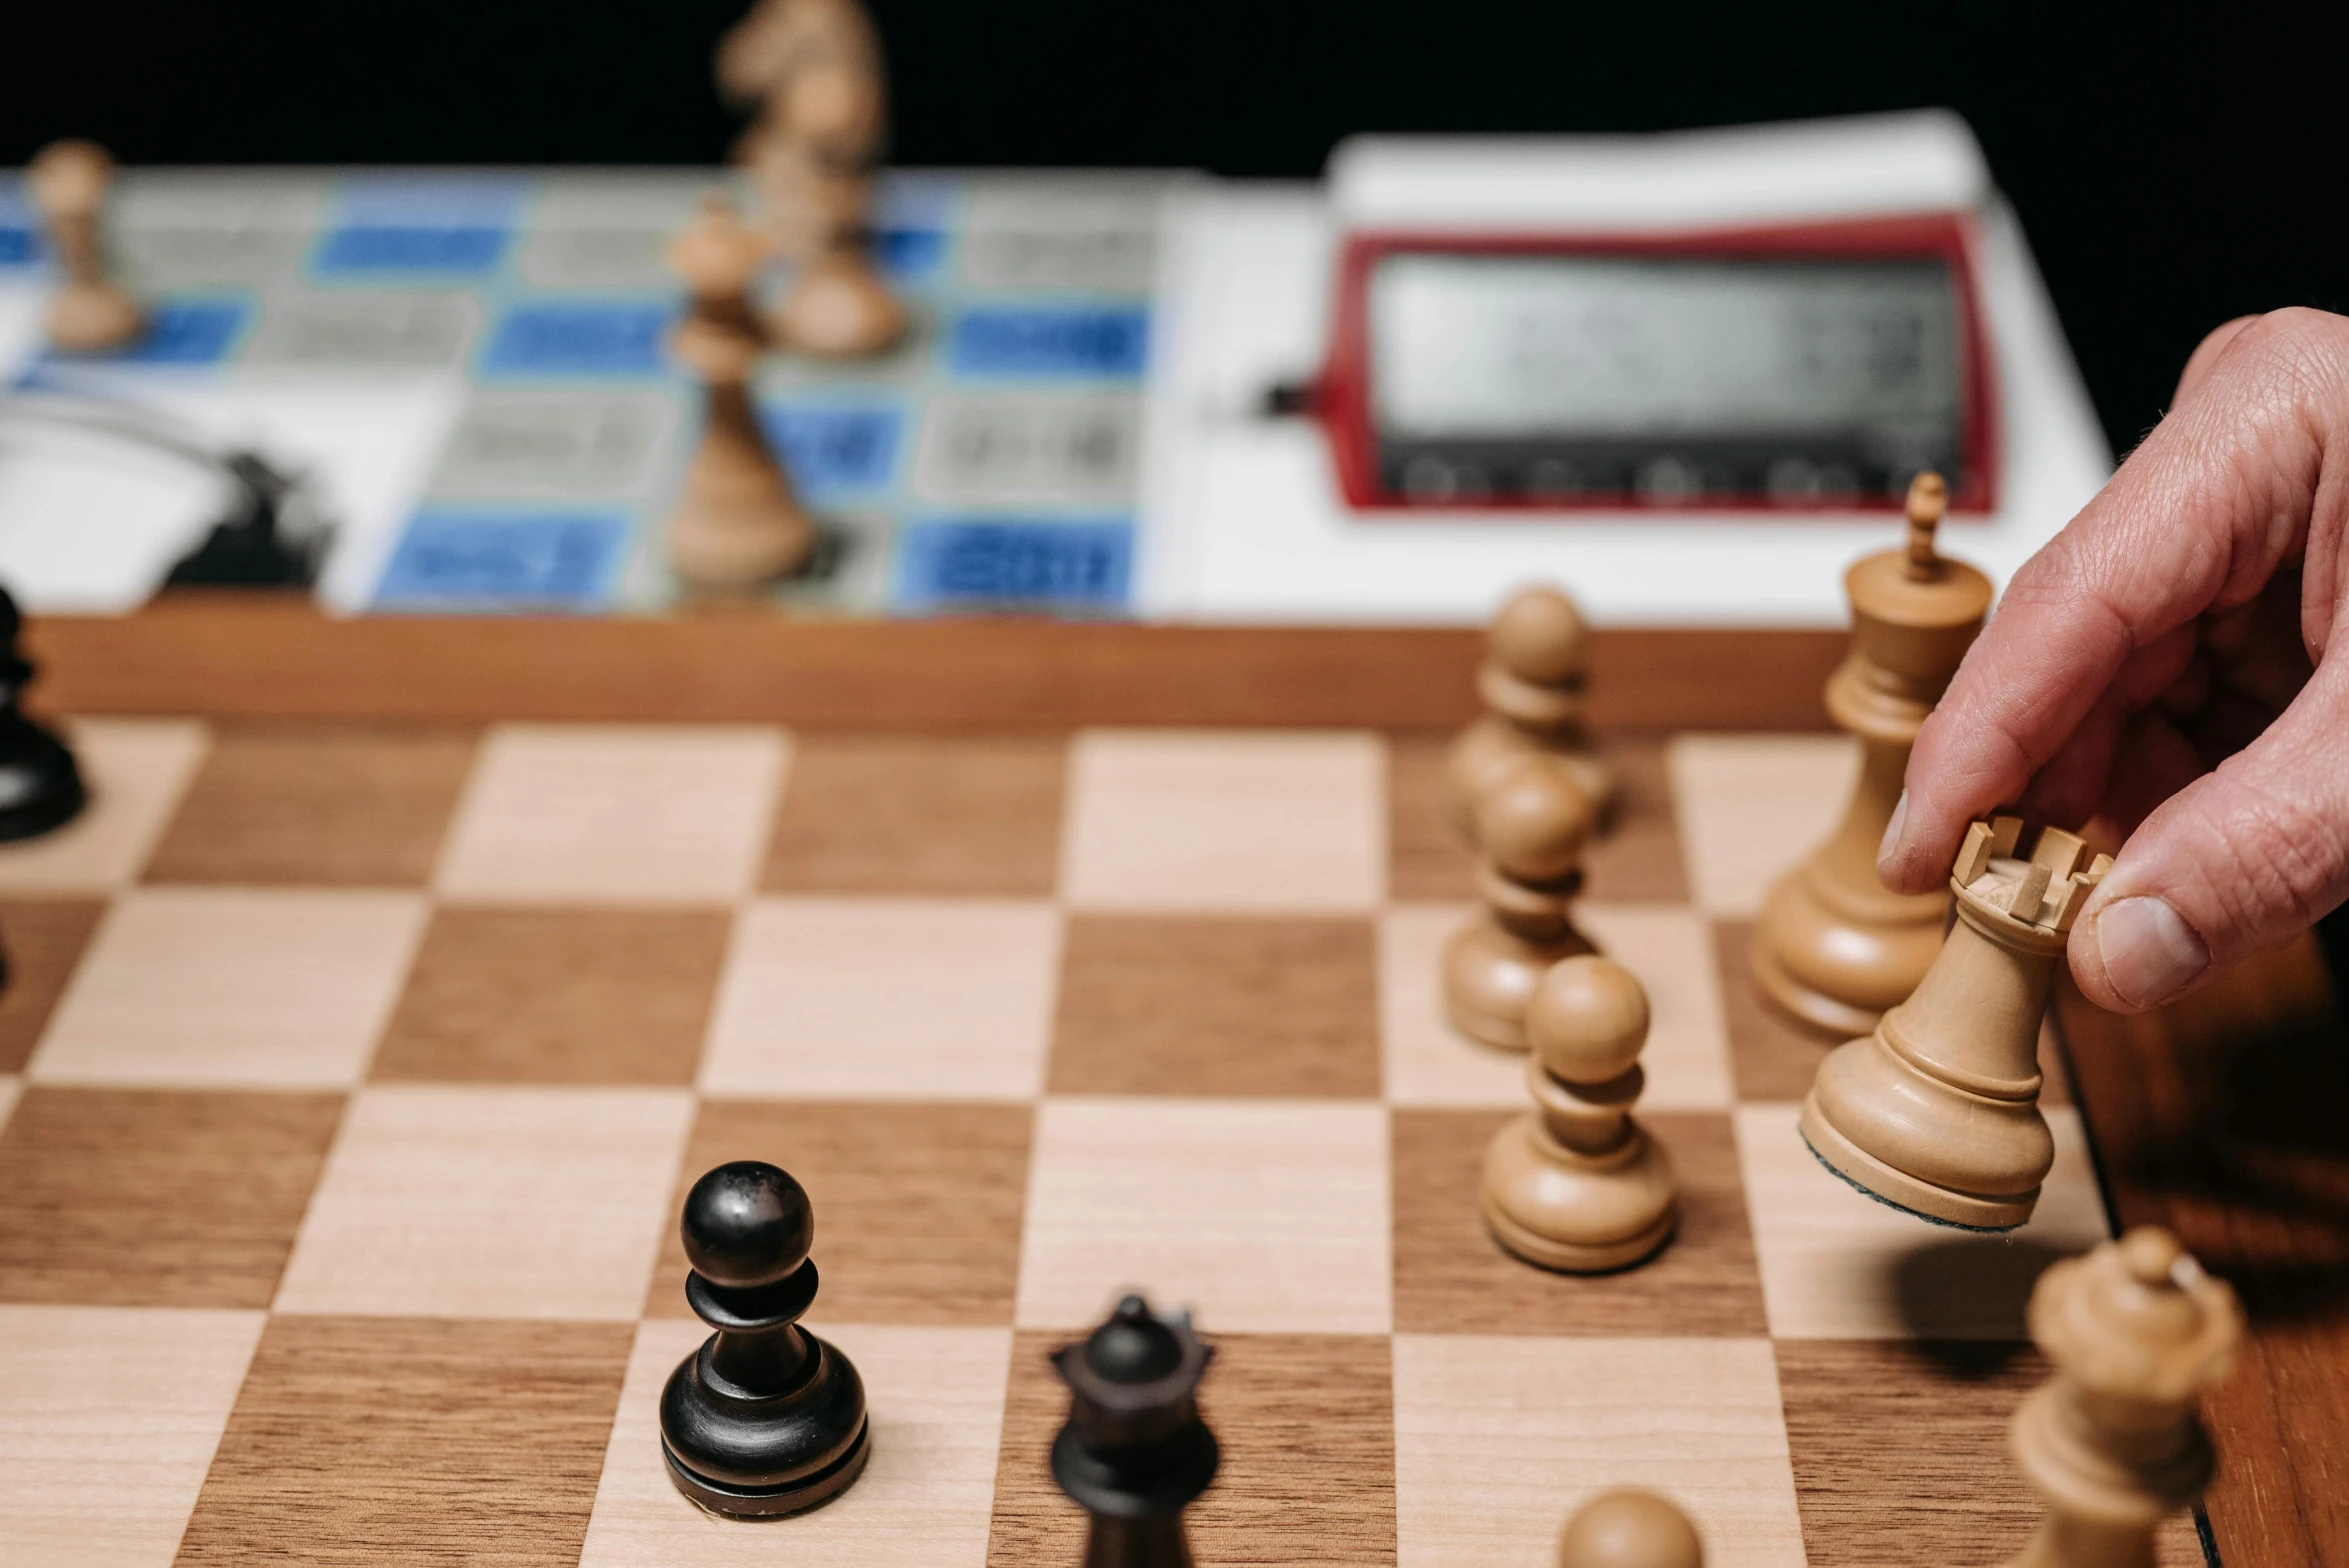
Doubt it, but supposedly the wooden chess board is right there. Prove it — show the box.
[0,610,2340,1568]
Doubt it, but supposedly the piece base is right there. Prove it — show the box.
[1445,997,1530,1052]
[47,287,146,355]
[0,773,86,842]
[666,507,816,592]
[1748,938,1886,1040]
[1442,917,1590,1054]
[662,1417,871,1519]
[1797,1095,2032,1232]
[1483,1191,1678,1274]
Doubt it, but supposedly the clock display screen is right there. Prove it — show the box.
[1365,253,1965,503]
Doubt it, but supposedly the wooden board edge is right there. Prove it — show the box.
[22,598,1846,731]
[2054,936,2349,1568]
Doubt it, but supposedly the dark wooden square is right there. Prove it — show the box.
[763,733,1066,895]
[174,1315,632,1566]
[1775,1339,2203,1566]
[987,1329,1396,1567]
[372,905,730,1085]
[0,897,105,1072]
[1580,737,1688,903]
[1386,731,1475,902]
[1390,1108,1768,1336]
[143,723,478,887]
[0,1086,344,1307]
[1049,916,1380,1098]
[646,1099,1033,1325]
[1711,919,1838,1100]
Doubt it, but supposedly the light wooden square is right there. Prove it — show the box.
[1379,904,1523,1109]
[1666,735,1859,918]
[1061,730,1383,913]
[580,1319,1012,1568]
[27,888,427,1089]
[0,719,207,893]
[1392,1333,1805,1568]
[700,898,1061,1101]
[275,1084,692,1320]
[1734,1102,2113,1339]
[1016,1097,1390,1335]
[0,1304,264,1568]
[1378,903,1731,1110]
[434,724,788,904]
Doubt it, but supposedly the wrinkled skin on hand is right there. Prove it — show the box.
[1880,308,2349,1012]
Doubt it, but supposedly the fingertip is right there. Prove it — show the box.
[1873,792,1911,885]
[1875,789,1969,894]
[1876,849,1934,895]
[2066,920,2134,1013]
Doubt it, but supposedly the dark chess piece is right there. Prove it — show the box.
[1051,1294,1219,1568]
[659,1160,871,1518]
[0,587,87,842]
[164,452,323,588]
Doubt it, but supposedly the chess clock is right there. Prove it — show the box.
[1301,129,2001,516]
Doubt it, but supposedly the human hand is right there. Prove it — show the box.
[1878,308,2349,1011]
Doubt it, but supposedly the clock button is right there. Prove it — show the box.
[1402,454,1457,499]
[1636,456,1703,503]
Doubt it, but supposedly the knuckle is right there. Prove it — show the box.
[2222,309,2349,405]
[1997,549,2087,614]
[2180,773,2349,945]
[2246,305,2349,352]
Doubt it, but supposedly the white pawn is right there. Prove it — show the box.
[1558,1489,1704,1568]
[1448,584,1615,834]
[1442,756,1598,1052]
[27,140,144,354]
[1481,955,1678,1273]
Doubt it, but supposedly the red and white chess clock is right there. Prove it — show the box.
[1304,123,2002,516]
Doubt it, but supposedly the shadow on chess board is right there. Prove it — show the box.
[1885,1236,2068,1379]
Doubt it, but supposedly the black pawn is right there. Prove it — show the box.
[659,1161,871,1518]
[0,586,85,844]
[1051,1294,1219,1568]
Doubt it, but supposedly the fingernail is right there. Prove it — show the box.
[2092,897,2210,1008]
[1876,792,1910,875]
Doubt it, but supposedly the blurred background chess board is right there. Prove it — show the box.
[0,168,1167,617]
[2,2,2343,627]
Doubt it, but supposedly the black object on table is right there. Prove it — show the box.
[0,584,86,845]
[1052,1293,1220,1568]
[163,450,322,589]
[659,1160,872,1518]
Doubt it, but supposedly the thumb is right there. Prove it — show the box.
[2069,658,2349,1011]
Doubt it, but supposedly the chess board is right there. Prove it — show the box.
[0,626,2271,1568]
[0,167,1167,617]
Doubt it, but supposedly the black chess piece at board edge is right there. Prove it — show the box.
[1052,1294,1219,1568]
[659,1160,871,1518]
[0,585,87,844]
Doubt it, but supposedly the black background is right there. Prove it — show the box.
[6,1,2343,458]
